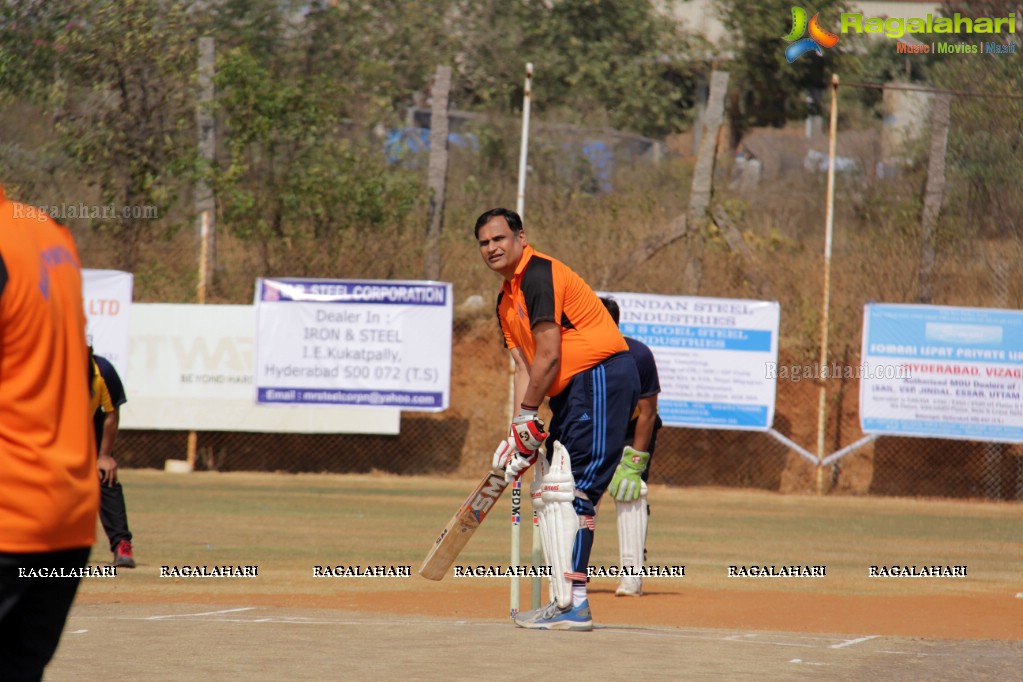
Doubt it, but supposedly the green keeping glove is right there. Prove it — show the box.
[609,446,649,502]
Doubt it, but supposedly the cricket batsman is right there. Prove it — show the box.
[475,208,639,630]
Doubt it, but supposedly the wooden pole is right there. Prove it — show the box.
[816,74,840,495]
[182,36,215,474]
[185,210,211,471]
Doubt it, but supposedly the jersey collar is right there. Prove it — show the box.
[509,244,535,284]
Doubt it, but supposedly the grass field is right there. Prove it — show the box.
[49,469,1023,680]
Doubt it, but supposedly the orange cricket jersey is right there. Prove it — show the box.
[497,245,627,396]
[0,184,98,553]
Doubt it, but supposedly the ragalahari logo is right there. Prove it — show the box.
[784,7,840,62]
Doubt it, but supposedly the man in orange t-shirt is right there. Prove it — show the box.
[0,182,98,679]
[476,207,639,631]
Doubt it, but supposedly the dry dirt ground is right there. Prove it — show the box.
[50,600,1022,682]
[40,471,1023,680]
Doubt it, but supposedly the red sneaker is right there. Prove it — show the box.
[113,540,136,568]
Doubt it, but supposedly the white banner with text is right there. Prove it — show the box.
[119,303,399,434]
[254,279,453,411]
[860,303,1023,442]
[601,292,780,430]
[82,268,133,376]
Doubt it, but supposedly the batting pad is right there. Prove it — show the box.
[529,457,552,571]
[616,482,648,571]
[536,440,578,610]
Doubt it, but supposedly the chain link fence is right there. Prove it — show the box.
[4,72,1020,502]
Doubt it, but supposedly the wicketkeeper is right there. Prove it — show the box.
[601,297,662,597]
[476,208,639,631]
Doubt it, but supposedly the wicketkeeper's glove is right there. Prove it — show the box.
[608,446,649,502]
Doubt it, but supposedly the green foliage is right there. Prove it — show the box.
[0,1,199,269]
[213,47,418,249]
[53,1,196,268]
[715,0,856,132]
[319,0,460,123]
[892,1,1023,239]
[929,61,1023,238]
[0,2,76,100]
[939,0,1022,31]
[454,0,703,137]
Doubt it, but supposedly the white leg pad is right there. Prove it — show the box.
[616,482,648,595]
[535,440,578,610]
[528,456,551,578]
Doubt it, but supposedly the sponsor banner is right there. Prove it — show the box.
[82,269,133,376]
[860,304,1023,442]
[254,279,453,411]
[120,303,399,434]
[601,292,780,430]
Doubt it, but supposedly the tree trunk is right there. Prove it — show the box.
[684,69,729,294]
[423,65,452,280]
[917,93,951,304]
[196,37,216,297]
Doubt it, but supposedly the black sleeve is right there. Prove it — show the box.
[520,256,556,328]
[96,355,127,407]
[496,291,508,348]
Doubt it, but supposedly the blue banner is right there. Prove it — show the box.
[860,304,1023,443]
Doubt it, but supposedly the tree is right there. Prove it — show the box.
[50,0,196,271]
[0,1,76,100]
[927,1,1023,238]
[3,1,199,271]
[715,0,854,135]
[453,0,702,137]
[213,45,418,271]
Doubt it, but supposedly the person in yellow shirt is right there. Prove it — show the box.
[89,348,136,568]
[0,182,98,679]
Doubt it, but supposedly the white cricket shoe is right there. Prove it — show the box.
[615,576,642,596]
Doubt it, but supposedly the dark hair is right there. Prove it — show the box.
[474,207,522,239]
[600,297,620,325]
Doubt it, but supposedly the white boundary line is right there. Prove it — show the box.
[144,607,258,620]
[832,635,879,649]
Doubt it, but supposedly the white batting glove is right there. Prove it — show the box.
[491,437,517,471]
[493,435,537,482]
[503,450,537,483]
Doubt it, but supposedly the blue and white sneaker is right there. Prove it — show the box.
[512,599,593,631]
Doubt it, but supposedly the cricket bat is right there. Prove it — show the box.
[419,468,509,580]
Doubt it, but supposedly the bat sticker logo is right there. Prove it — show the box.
[784,7,839,62]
